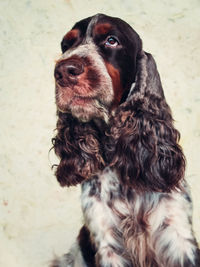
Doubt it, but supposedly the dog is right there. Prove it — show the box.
[51,13,200,267]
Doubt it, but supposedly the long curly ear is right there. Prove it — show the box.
[107,51,185,192]
[52,112,105,186]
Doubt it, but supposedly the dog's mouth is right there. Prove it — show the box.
[55,83,111,122]
[70,95,96,106]
[55,82,100,109]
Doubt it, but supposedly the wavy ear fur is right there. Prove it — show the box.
[107,51,185,192]
[52,112,106,186]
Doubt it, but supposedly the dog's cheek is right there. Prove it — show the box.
[104,62,124,106]
[86,67,101,90]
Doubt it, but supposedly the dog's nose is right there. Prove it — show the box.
[54,59,84,86]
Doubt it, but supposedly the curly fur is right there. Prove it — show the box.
[52,113,107,186]
[106,51,185,192]
[53,51,185,192]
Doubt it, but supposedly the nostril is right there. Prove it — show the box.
[68,66,77,76]
[54,68,63,80]
[67,63,84,76]
[54,65,68,86]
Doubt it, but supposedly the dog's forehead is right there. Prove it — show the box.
[63,14,139,47]
[86,14,102,36]
[85,14,117,35]
[61,14,142,60]
[70,14,122,39]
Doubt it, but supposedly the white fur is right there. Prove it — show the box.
[81,168,131,266]
[81,169,198,266]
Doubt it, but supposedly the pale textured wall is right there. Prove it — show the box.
[0,0,199,266]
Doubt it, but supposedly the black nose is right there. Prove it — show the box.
[54,59,84,86]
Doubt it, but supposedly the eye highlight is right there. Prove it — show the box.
[105,36,119,48]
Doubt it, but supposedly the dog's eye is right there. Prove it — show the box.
[105,36,119,47]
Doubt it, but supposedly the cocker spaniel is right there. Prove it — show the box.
[51,14,200,267]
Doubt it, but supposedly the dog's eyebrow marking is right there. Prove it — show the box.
[63,29,79,41]
[93,23,113,36]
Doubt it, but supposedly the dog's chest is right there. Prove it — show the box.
[81,168,129,249]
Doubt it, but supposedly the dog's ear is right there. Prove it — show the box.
[52,113,105,186]
[107,51,185,192]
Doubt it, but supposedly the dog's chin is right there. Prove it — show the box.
[57,98,110,123]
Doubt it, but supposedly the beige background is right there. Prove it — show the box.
[0,0,199,266]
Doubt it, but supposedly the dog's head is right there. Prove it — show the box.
[53,14,185,191]
[54,13,142,122]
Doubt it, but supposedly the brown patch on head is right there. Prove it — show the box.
[63,29,79,41]
[93,23,112,36]
[104,62,124,107]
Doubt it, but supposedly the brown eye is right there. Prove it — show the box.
[105,36,119,47]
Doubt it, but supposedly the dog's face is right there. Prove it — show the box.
[54,14,142,122]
